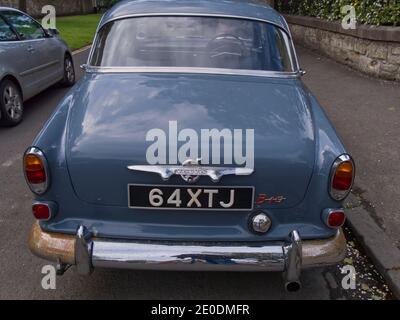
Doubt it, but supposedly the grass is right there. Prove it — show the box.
[56,14,102,51]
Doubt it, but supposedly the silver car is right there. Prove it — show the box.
[0,7,75,126]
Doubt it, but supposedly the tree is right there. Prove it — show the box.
[19,0,26,12]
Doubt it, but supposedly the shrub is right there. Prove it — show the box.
[275,0,400,26]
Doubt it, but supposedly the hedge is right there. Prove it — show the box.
[275,0,400,26]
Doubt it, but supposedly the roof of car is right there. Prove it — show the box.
[99,0,289,33]
[0,7,20,11]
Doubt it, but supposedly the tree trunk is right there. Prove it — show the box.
[19,0,27,12]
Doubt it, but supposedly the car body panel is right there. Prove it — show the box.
[0,37,30,94]
[65,73,315,209]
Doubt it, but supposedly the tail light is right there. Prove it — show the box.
[23,147,49,195]
[32,203,51,220]
[323,209,346,228]
[329,154,354,201]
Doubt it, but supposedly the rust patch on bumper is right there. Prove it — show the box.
[29,221,75,265]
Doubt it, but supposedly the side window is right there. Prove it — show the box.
[0,16,18,41]
[272,28,292,72]
[2,11,45,40]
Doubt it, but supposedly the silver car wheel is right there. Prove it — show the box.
[65,58,75,83]
[3,85,22,121]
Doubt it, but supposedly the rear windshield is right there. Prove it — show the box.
[90,16,294,72]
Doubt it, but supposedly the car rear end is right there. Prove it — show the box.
[24,2,354,291]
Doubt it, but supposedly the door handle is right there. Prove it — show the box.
[27,46,35,53]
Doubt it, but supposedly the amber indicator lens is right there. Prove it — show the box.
[332,161,353,191]
[25,154,46,184]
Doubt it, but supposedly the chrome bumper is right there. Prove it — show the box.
[29,222,346,275]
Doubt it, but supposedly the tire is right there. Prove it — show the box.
[0,80,24,127]
[60,54,75,87]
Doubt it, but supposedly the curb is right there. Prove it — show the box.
[72,44,92,56]
[345,194,400,299]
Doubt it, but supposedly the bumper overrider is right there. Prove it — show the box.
[29,222,346,291]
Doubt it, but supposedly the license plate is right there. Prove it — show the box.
[128,184,254,211]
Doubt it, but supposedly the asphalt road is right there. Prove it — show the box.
[0,49,392,300]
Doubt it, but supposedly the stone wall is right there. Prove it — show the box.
[0,0,18,8]
[0,0,95,16]
[27,0,94,17]
[285,15,400,81]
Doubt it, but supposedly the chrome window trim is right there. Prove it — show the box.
[23,146,50,195]
[84,65,301,78]
[329,154,355,201]
[87,13,301,75]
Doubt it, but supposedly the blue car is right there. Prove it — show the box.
[25,0,354,292]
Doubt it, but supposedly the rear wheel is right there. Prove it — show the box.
[60,54,75,87]
[0,80,23,126]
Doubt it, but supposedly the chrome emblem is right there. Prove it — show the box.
[127,160,253,184]
[175,159,203,183]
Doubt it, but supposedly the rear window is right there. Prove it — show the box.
[90,16,294,72]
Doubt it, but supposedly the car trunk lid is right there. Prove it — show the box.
[66,73,315,209]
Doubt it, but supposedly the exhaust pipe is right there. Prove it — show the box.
[285,281,302,293]
[283,230,302,292]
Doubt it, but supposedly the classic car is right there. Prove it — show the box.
[0,7,75,126]
[25,0,354,292]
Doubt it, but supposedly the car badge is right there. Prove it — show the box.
[127,159,253,184]
[255,194,287,205]
[175,159,204,183]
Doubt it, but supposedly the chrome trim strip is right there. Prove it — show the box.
[127,184,255,212]
[86,66,300,78]
[20,60,59,77]
[127,164,254,182]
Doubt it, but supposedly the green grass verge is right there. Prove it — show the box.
[56,14,102,51]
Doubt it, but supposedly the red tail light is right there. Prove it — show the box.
[32,203,51,220]
[23,147,49,195]
[323,209,346,228]
[329,155,354,201]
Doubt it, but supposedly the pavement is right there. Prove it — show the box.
[297,46,400,298]
[0,47,397,300]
